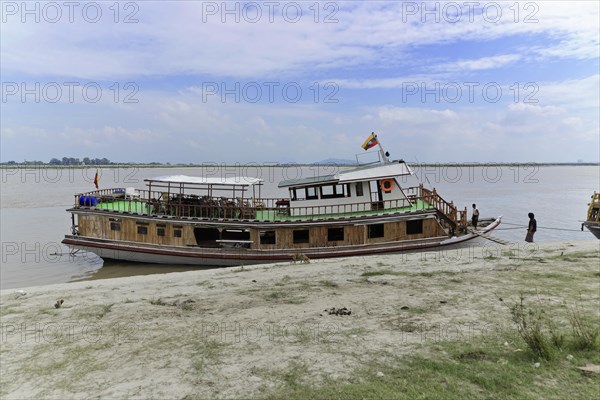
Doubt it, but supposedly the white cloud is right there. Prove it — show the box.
[335,75,437,90]
[441,54,522,71]
[1,2,598,164]
[2,87,598,163]
[1,1,597,80]
[536,74,600,110]
[377,107,459,125]
[507,103,565,116]
[0,125,47,139]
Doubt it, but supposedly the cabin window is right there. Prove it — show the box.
[110,222,121,231]
[157,228,165,236]
[260,230,276,245]
[291,188,305,201]
[222,229,250,241]
[293,229,310,244]
[355,183,364,197]
[368,224,385,238]
[346,184,352,197]
[321,185,334,197]
[320,184,346,199]
[174,229,182,238]
[327,227,344,241]
[406,220,424,235]
[305,187,318,200]
[137,226,148,235]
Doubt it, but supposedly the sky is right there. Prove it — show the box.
[1,1,599,164]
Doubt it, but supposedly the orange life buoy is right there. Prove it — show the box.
[381,179,394,193]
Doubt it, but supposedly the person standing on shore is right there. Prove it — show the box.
[526,212,537,242]
[471,204,479,229]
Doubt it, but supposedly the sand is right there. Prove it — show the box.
[1,240,598,399]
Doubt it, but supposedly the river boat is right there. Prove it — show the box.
[62,135,502,265]
[582,192,600,239]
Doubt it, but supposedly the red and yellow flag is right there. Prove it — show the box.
[361,133,378,150]
[93,169,99,189]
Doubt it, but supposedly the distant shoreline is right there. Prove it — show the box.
[1,162,598,169]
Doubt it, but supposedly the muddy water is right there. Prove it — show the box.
[1,165,598,289]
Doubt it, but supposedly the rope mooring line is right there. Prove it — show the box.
[501,221,587,233]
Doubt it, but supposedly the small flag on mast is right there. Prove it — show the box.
[93,169,99,189]
[361,133,379,150]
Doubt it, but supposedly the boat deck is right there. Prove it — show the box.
[93,199,434,221]
[77,183,467,226]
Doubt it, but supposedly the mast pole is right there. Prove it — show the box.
[373,132,389,164]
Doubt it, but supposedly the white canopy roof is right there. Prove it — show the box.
[338,162,414,183]
[277,161,414,188]
[146,175,263,187]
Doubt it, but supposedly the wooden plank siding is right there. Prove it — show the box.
[365,218,445,244]
[78,214,193,247]
[77,213,447,250]
[249,218,445,249]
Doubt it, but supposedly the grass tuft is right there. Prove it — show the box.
[505,295,600,360]
[319,280,338,288]
[567,304,600,351]
[508,295,554,360]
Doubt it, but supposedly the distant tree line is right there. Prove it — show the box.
[2,160,44,165]
[49,157,113,165]
[0,157,170,166]
[0,157,114,165]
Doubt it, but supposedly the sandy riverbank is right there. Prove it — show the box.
[1,240,599,399]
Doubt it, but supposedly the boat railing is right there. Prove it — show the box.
[417,184,466,229]
[72,186,466,225]
[74,189,285,216]
[283,197,427,219]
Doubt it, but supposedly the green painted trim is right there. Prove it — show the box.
[256,199,433,221]
[96,201,148,214]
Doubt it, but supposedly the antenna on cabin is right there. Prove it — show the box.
[413,156,430,186]
[373,132,390,164]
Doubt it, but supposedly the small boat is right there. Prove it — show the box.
[582,192,600,239]
[62,134,502,265]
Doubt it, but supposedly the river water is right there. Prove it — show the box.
[1,165,598,289]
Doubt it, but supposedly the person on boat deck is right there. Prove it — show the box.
[471,204,479,229]
[526,212,537,243]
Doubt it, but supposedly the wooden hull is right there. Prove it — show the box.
[62,217,502,266]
